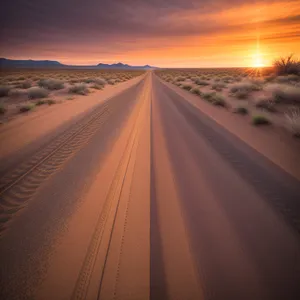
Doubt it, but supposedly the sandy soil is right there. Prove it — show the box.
[0,71,300,300]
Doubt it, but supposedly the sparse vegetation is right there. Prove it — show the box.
[38,78,65,90]
[28,87,49,99]
[266,84,300,104]
[68,84,89,95]
[20,103,35,113]
[255,97,276,112]
[46,99,56,105]
[285,107,300,137]
[233,106,248,115]
[0,86,10,97]
[0,104,7,114]
[191,87,202,95]
[17,80,32,89]
[182,84,192,91]
[273,55,300,76]
[252,115,271,125]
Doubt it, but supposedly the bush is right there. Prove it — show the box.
[195,79,210,86]
[175,76,186,82]
[0,104,7,114]
[46,99,56,105]
[233,106,248,115]
[211,94,227,107]
[0,86,10,97]
[107,79,115,85]
[91,84,104,90]
[28,87,49,99]
[252,115,271,125]
[275,74,300,84]
[273,55,300,76]
[191,87,201,95]
[211,82,226,91]
[266,84,300,104]
[202,92,216,101]
[255,97,276,112]
[36,99,46,106]
[182,84,192,91]
[234,90,249,99]
[230,81,261,94]
[38,78,65,90]
[68,84,89,95]
[17,80,32,89]
[285,107,300,137]
[20,103,35,113]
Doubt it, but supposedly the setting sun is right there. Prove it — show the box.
[252,52,265,68]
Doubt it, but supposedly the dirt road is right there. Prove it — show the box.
[1,71,300,300]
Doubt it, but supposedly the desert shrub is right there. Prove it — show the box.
[36,99,46,106]
[202,92,216,101]
[255,97,276,112]
[191,87,202,95]
[285,107,300,137]
[182,84,192,91]
[0,86,10,97]
[252,115,271,125]
[275,75,300,84]
[211,94,227,107]
[46,99,56,105]
[195,79,210,86]
[20,103,35,113]
[0,104,7,114]
[28,87,49,99]
[68,84,89,95]
[266,84,300,104]
[233,106,248,115]
[230,81,261,93]
[107,79,115,85]
[211,82,226,91]
[91,84,104,90]
[94,78,106,85]
[273,55,300,76]
[38,78,64,90]
[17,80,32,89]
[234,90,249,99]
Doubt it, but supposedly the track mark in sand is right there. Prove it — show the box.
[0,90,138,236]
[71,80,149,300]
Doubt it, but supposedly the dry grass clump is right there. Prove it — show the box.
[68,84,89,95]
[233,106,248,115]
[285,107,300,137]
[0,104,7,114]
[38,78,65,90]
[252,115,271,125]
[255,96,276,112]
[107,79,115,85]
[230,81,261,99]
[266,84,300,104]
[275,74,300,84]
[91,84,104,90]
[28,87,49,99]
[181,84,193,91]
[195,78,210,86]
[211,82,226,91]
[16,80,32,89]
[191,87,202,95]
[0,85,10,97]
[273,55,300,76]
[20,103,35,113]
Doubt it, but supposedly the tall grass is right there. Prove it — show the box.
[273,55,300,76]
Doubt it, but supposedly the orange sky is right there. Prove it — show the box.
[1,0,300,67]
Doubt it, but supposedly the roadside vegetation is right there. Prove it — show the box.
[0,69,144,122]
[156,55,300,137]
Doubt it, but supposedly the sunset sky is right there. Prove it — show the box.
[0,0,299,67]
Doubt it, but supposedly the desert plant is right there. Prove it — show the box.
[36,99,46,106]
[182,84,192,91]
[266,84,300,104]
[211,94,227,107]
[20,103,35,113]
[91,84,104,90]
[68,84,89,95]
[255,97,276,112]
[202,92,216,101]
[195,79,210,86]
[211,82,226,91]
[273,54,300,75]
[18,80,32,89]
[28,87,49,99]
[233,106,248,115]
[38,78,64,90]
[252,115,271,125]
[0,86,10,97]
[107,79,115,85]
[191,87,202,95]
[285,107,300,137]
[46,99,56,105]
[0,104,7,114]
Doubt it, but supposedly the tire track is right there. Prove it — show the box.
[71,79,149,300]
[0,86,141,236]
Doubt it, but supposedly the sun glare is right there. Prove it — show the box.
[252,52,265,68]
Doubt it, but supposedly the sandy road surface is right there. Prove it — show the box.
[0,71,300,300]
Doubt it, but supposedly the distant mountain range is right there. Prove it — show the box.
[0,58,157,69]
